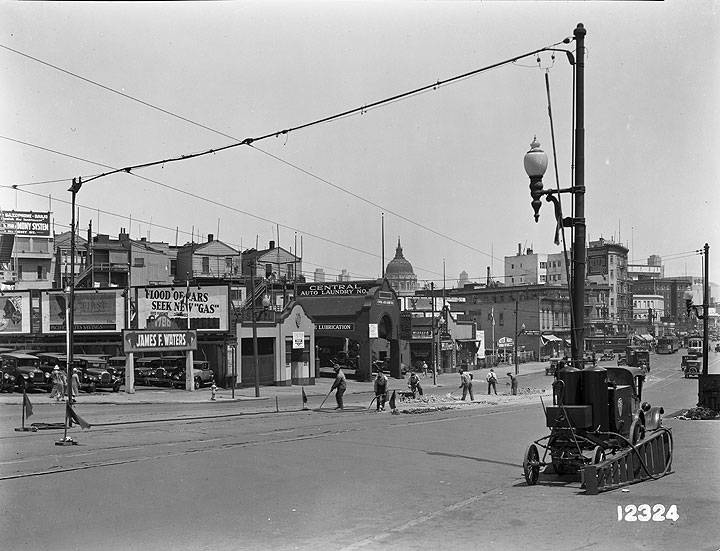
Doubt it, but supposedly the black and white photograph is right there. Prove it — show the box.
[1,2,719,550]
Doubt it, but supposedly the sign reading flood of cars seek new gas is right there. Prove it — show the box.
[135,285,229,332]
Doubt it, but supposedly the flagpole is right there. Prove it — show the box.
[14,383,34,432]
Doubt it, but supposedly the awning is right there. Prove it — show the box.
[541,334,562,344]
[634,334,654,342]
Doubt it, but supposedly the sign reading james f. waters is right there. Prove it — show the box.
[123,330,197,353]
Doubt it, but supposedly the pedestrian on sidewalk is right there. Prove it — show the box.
[506,372,518,395]
[331,364,347,410]
[486,368,498,395]
[421,360,429,377]
[374,371,388,411]
[49,365,63,401]
[70,367,80,403]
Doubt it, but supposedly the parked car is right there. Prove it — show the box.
[0,365,16,392]
[599,350,615,361]
[170,361,215,389]
[1,352,47,391]
[75,355,121,392]
[107,356,127,378]
[134,357,163,385]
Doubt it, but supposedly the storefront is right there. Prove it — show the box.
[296,280,400,381]
[236,302,315,387]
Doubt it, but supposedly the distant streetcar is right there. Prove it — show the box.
[656,335,679,354]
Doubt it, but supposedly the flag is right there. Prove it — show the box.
[302,387,308,404]
[389,390,396,410]
[23,393,33,418]
[67,403,91,429]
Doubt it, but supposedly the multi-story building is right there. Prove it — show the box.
[504,245,568,286]
[179,234,242,284]
[53,230,88,290]
[628,255,664,281]
[630,294,664,336]
[446,282,572,360]
[587,238,631,333]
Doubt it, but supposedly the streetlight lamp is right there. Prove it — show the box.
[523,23,586,367]
[514,322,526,376]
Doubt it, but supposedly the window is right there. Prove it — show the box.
[133,257,145,267]
[226,257,233,271]
[540,262,547,269]
[202,257,210,273]
[499,312,504,326]
[511,264,514,269]
[170,259,177,276]
[37,265,43,279]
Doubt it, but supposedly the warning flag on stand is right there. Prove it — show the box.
[302,387,308,404]
[389,389,396,410]
[67,403,91,429]
[23,393,33,418]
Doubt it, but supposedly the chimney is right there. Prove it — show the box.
[518,243,522,255]
[486,266,490,286]
[269,240,275,250]
[208,234,214,242]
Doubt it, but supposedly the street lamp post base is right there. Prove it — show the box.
[15,427,37,432]
[55,437,78,446]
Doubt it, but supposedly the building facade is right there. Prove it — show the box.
[586,238,631,333]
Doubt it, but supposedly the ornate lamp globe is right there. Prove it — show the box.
[523,137,549,222]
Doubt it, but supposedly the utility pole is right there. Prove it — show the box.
[571,23,587,365]
[430,282,436,385]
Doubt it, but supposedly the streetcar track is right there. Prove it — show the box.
[0,401,537,480]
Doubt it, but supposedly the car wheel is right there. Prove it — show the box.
[194,378,201,390]
[87,382,96,394]
[112,384,120,393]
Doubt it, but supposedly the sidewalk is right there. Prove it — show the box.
[0,361,550,406]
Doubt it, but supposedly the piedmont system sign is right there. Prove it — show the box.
[123,330,198,353]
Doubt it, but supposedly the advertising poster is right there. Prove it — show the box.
[475,330,486,359]
[0,210,51,236]
[136,285,229,332]
[0,292,31,334]
[42,290,124,333]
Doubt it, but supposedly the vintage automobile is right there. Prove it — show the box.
[599,350,615,362]
[170,360,215,389]
[545,358,562,376]
[75,355,121,392]
[133,357,163,386]
[107,356,127,378]
[0,365,16,392]
[1,352,47,391]
[617,346,650,371]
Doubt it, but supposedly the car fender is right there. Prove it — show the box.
[644,406,664,430]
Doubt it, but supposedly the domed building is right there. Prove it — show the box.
[385,238,417,296]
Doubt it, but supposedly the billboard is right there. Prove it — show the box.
[0,292,31,334]
[136,285,229,332]
[41,289,125,333]
[0,211,51,236]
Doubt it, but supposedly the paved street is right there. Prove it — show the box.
[1,354,719,551]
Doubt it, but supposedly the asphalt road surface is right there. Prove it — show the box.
[1,352,718,551]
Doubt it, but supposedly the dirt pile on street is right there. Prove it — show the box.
[396,387,549,414]
[675,406,720,420]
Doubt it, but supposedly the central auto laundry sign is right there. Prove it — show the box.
[296,283,371,297]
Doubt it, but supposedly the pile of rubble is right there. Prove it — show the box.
[395,387,549,414]
[675,406,720,420]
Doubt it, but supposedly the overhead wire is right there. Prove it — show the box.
[2,37,575,280]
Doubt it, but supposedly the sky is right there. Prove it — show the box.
[1,1,719,287]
